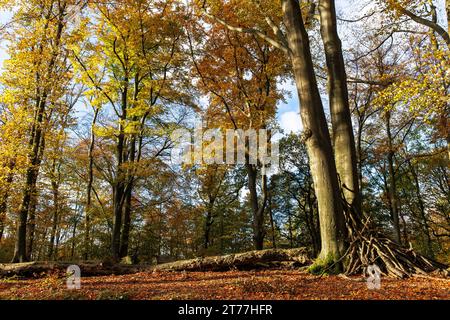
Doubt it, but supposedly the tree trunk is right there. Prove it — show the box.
[0,160,15,244]
[26,134,45,261]
[246,164,267,250]
[48,164,60,260]
[0,215,4,244]
[71,216,78,260]
[281,0,346,265]
[119,133,137,259]
[152,248,311,272]
[119,182,133,258]
[12,96,46,263]
[112,176,125,261]
[84,108,99,260]
[318,0,361,213]
[0,262,144,279]
[26,194,37,261]
[12,6,65,263]
[385,111,401,244]
[356,115,364,203]
[203,195,215,250]
[111,78,129,261]
[268,188,277,249]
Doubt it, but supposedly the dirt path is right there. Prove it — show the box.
[0,270,448,300]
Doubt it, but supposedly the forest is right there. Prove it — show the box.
[0,0,449,300]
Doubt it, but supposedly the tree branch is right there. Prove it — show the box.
[201,10,290,55]
[397,5,450,48]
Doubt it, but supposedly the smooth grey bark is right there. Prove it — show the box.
[318,0,361,213]
[281,0,346,263]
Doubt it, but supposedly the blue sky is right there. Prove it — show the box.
[0,8,303,135]
[1,0,411,137]
[1,1,447,135]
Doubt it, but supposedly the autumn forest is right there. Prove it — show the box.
[0,0,449,301]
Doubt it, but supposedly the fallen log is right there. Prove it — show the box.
[152,248,311,272]
[0,261,145,279]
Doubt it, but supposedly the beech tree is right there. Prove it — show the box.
[0,0,447,279]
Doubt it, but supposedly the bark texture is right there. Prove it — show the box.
[152,248,311,272]
[281,0,346,263]
[318,0,361,212]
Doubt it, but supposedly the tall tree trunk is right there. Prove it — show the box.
[12,96,47,263]
[119,181,133,258]
[111,81,129,261]
[26,134,45,261]
[356,116,364,204]
[12,6,65,263]
[0,212,4,244]
[119,132,137,258]
[318,0,361,213]
[26,194,37,261]
[84,108,99,260]
[48,161,61,260]
[0,160,15,244]
[71,216,79,260]
[246,164,267,250]
[385,111,401,244]
[281,0,346,265]
[268,189,277,249]
[112,164,125,261]
[203,195,215,250]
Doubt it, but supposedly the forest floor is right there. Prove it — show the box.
[0,270,449,300]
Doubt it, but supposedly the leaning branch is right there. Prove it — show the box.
[201,10,290,55]
[397,6,450,48]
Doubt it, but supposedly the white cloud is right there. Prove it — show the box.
[279,111,303,134]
